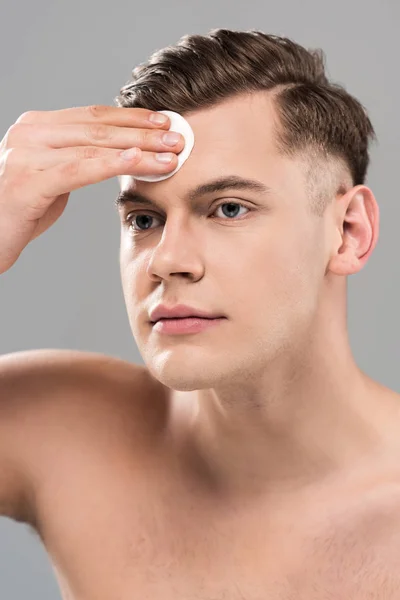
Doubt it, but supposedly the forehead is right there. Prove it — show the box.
[118,92,301,198]
[184,91,279,158]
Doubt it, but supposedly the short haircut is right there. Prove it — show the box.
[114,28,377,216]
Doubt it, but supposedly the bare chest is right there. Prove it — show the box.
[36,457,400,600]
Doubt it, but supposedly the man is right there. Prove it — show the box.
[1,28,399,598]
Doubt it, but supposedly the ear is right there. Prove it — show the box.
[328,185,380,276]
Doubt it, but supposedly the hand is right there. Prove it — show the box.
[0,105,184,274]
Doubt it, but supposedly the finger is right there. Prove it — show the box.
[34,149,179,197]
[7,123,185,154]
[5,145,144,171]
[16,105,171,130]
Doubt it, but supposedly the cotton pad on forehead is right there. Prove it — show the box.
[133,110,195,182]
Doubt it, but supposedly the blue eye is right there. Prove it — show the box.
[126,201,250,232]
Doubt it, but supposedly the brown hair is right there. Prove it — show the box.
[114,28,377,216]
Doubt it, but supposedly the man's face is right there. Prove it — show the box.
[117,92,333,391]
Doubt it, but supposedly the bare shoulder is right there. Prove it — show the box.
[0,347,149,397]
[0,347,141,385]
[0,347,169,430]
[0,348,168,523]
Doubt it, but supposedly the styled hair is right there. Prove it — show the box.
[114,28,376,216]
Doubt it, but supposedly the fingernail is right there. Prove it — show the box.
[149,112,168,124]
[155,153,174,163]
[162,132,181,146]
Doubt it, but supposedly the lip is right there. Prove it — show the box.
[151,316,226,335]
[149,303,225,323]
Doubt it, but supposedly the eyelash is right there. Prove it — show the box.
[125,201,251,233]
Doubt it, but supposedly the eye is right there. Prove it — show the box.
[125,201,251,233]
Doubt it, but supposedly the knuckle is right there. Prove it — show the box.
[85,122,111,142]
[15,110,39,124]
[4,123,25,148]
[85,104,109,119]
[2,147,20,169]
[135,129,147,147]
[145,130,156,146]
[78,146,101,160]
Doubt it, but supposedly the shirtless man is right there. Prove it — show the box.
[1,29,400,599]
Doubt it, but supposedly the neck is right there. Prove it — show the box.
[169,321,396,501]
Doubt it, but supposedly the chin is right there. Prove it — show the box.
[144,357,229,392]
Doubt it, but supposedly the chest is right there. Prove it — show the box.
[35,459,400,600]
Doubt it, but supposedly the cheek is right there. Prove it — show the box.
[277,239,325,323]
[120,260,144,314]
[249,230,321,315]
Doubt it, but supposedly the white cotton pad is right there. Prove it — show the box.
[134,110,195,182]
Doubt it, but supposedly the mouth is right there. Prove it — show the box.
[150,316,226,334]
[154,316,220,323]
[151,316,224,324]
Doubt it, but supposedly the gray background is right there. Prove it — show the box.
[0,0,399,597]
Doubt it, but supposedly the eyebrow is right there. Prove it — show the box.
[114,175,272,211]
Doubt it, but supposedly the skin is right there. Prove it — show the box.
[118,90,395,500]
[3,90,400,598]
